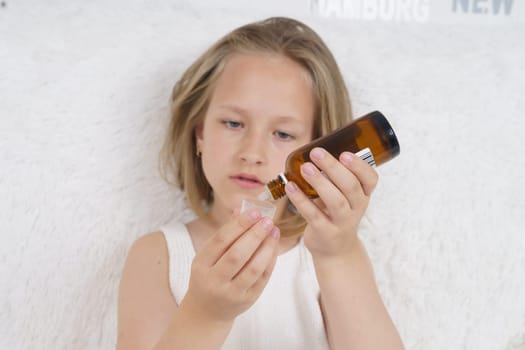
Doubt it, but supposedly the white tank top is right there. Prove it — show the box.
[160,221,330,350]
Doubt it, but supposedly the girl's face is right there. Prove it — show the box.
[196,53,315,224]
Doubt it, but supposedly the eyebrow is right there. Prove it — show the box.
[217,104,303,124]
[218,104,249,117]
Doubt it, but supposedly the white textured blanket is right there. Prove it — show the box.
[1,1,524,349]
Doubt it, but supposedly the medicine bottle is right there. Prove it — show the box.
[259,111,400,201]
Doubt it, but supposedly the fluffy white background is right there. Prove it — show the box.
[1,1,524,349]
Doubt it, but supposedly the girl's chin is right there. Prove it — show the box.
[209,197,243,216]
[225,194,256,209]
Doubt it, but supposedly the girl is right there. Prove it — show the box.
[117,17,404,350]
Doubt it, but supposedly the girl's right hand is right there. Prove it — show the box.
[178,209,280,324]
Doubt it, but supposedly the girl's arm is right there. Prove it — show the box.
[314,240,404,350]
[285,147,404,350]
[116,232,232,350]
[117,210,280,350]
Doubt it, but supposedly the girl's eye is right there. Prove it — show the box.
[275,131,294,141]
[223,120,242,129]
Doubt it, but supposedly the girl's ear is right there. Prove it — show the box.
[195,123,204,153]
[195,123,204,140]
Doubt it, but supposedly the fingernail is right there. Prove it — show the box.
[302,163,316,176]
[271,226,280,238]
[249,210,261,221]
[262,217,273,230]
[341,152,353,165]
[311,148,324,160]
[285,181,298,193]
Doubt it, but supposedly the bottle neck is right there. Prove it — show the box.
[265,172,288,200]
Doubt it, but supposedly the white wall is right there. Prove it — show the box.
[1,1,524,349]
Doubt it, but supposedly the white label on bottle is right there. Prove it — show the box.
[355,148,376,167]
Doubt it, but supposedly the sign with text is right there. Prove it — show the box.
[308,0,524,23]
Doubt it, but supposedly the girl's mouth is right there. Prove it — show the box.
[231,174,264,189]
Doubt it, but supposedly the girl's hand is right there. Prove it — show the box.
[179,210,280,324]
[285,147,378,259]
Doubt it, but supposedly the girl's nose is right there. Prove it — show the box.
[239,134,266,165]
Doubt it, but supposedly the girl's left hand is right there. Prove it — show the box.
[284,147,378,259]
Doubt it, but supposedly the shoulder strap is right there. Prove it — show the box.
[160,222,195,304]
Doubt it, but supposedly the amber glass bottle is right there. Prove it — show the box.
[259,111,400,200]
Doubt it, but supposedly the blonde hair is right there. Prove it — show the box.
[160,17,353,236]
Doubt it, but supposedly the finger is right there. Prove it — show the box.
[284,180,330,226]
[198,209,262,267]
[242,228,280,299]
[305,148,358,213]
[232,226,280,291]
[339,151,378,197]
[309,148,378,212]
[214,217,276,280]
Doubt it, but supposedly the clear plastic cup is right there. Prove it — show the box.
[240,198,276,219]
